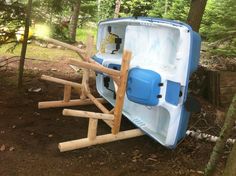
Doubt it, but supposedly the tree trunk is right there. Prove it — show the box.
[164,0,168,15]
[204,94,236,176]
[18,0,33,88]
[187,0,208,32]
[69,0,81,42]
[223,140,236,176]
[114,0,121,18]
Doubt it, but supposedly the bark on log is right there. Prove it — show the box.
[223,139,236,176]
[204,94,236,176]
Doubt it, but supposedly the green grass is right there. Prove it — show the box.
[76,27,97,43]
[0,26,97,60]
[0,43,80,60]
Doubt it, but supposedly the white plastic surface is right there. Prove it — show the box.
[95,19,191,147]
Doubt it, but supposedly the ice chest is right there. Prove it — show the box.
[93,17,201,148]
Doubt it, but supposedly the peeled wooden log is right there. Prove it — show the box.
[38,98,106,109]
[58,129,144,152]
[63,109,115,121]
[70,59,120,77]
[43,37,86,60]
[41,75,81,88]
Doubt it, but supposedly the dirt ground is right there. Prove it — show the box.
[0,58,230,176]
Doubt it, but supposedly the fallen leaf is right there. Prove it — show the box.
[0,144,6,152]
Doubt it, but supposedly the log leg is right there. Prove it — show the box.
[80,69,90,100]
[58,129,144,152]
[112,51,132,134]
[63,85,71,102]
[87,119,98,140]
[38,98,106,109]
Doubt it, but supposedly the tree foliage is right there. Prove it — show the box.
[0,0,25,44]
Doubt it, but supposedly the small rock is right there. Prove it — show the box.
[150,154,157,159]
[141,168,147,172]
[146,157,157,162]
[99,162,105,166]
[196,171,204,175]
[57,46,64,49]
[30,132,34,136]
[9,147,15,151]
[40,44,47,48]
[0,130,5,134]
[51,68,57,71]
[34,112,40,116]
[12,125,16,129]
[78,44,86,49]
[47,44,57,49]
[28,88,42,93]
[48,134,53,138]
[0,144,6,151]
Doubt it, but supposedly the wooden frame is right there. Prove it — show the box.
[38,36,144,152]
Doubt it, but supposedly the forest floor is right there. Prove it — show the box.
[0,55,231,176]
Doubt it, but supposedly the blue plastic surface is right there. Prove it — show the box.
[165,81,181,106]
[126,68,161,106]
[189,32,201,75]
[108,63,121,70]
[92,55,103,64]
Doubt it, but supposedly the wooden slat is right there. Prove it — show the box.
[87,93,110,113]
[63,85,71,102]
[87,118,98,140]
[112,50,132,134]
[70,59,120,77]
[41,75,81,88]
[58,129,144,152]
[38,98,106,109]
[63,109,114,120]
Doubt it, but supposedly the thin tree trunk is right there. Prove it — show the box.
[204,94,236,176]
[69,0,81,42]
[97,0,101,19]
[223,140,236,176]
[164,0,168,15]
[187,0,208,32]
[18,0,33,88]
[114,0,121,18]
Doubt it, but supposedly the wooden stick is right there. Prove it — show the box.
[38,98,106,109]
[85,35,94,60]
[63,109,114,121]
[41,75,81,88]
[43,37,86,60]
[86,93,114,128]
[63,85,71,102]
[80,69,90,100]
[112,50,132,134]
[109,108,115,114]
[58,129,144,152]
[87,118,98,140]
[70,59,120,77]
[87,93,110,113]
